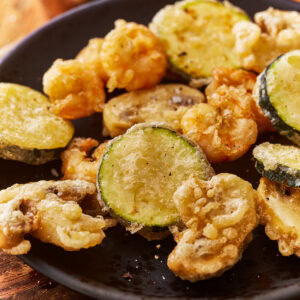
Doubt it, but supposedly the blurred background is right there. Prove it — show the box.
[0,0,90,58]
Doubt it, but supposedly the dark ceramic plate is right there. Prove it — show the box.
[0,0,300,299]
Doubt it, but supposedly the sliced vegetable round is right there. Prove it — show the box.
[98,124,214,227]
[253,142,300,188]
[150,0,248,79]
[0,83,74,165]
[256,50,300,146]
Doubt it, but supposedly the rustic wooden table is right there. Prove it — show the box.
[0,252,90,299]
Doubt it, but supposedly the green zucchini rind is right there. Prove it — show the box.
[0,83,74,165]
[97,123,214,228]
[150,0,249,79]
[257,50,300,146]
[253,142,300,188]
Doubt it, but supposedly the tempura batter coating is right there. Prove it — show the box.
[61,137,107,183]
[257,177,300,257]
[43,58,106,119]
[76,37,108,82]
[205,67,273,134]
[101,19,167,92]
[181,102,257,163]
[103,84,205,137]
[168,173,257,281]
[0,180,107,254]
[233,8,300,73]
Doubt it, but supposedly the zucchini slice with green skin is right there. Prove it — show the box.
[253,142,300,188]
[98,123,214,228]
[150,0,249,79]
[0,83,74,165]
[256,50,300,146]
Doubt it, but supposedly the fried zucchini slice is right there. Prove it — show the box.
[253,142,300,188]
[103,84,205,137]
[255,50,300,145]
[98,124,214,228]
[150,0,249,79]
[0,83,74,165]
[257,177,300,257]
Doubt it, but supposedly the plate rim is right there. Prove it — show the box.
[1,0,300,299]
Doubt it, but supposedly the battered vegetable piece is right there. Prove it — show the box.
[100,19,167,92]
[61,137,108,183]
[103,84,205,137]
[43,58,106,119]
[150,0,249,79]
[181,102,258,163]
[168,173,257,281]
[233,7,300,73]
[257,177,300,257]
[76,37,108,82]
[0,83,74,165]
[205,67,273,134]
[0,180,108,255]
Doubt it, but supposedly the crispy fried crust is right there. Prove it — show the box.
[0,180,108,254]
[257,177,300,257]
[168,173,257,281]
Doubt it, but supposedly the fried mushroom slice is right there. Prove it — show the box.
[43,58,106,119]
[257,177,300,257]
[168,173,257,281]
[0,180,107,254]
[103,84,205,137]
[233,8,300,73]
[100,19,167,92]
[205,67,273,134]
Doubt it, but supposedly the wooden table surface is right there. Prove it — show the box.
[0,252,90,299]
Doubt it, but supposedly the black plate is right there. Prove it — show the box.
[0,0,300,299]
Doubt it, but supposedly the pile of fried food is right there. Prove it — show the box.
[0,0,299,283]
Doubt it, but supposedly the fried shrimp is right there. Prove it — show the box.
[233,8,300,73]
[103,84,205,137]
[100,19,167,92]
[0,180,108,254]
[257,177,300,257]
[206,67,274,134]
[43,58,106,119]
[76,38,108,82]
[168,173,257,281]
[61,137,107,183]
[181,102,258,163]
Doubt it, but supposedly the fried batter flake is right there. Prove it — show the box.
[257,177,300,257]
[233,8,300,73]
[43,58,106,119]
[0,180,107,254]
[100,19,167,92]
[168,173,257,281]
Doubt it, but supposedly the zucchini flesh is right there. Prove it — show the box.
[98,124,214,227]
[150,0,248,78]
[253,142,300,188]
[258,50,300,145]
[0,83,74,164]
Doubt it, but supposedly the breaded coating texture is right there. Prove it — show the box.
[233,8,300,73]
[257,177,300,257]
[0,180,106,254]
[168,173,257,281]
[103,84,205,137]
[43,58,106,119]
[101,19,167,92]
[206,67,273,134]
[61,137,107,183]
